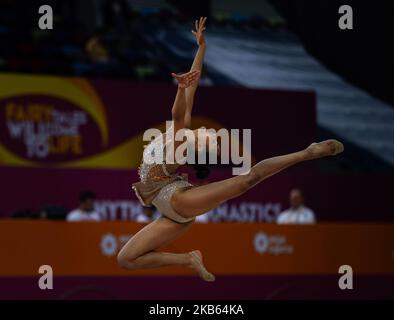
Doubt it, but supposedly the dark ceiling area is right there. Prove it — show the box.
[270,0,394,107]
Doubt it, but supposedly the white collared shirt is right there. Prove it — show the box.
[276,205,316,224]
[66,209,101,222]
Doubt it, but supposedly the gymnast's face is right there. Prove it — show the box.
[192,128,221,159]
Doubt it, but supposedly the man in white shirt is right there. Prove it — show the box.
[67,191,101,222]
[277,189,316,224]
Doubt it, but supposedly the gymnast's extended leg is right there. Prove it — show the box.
[171,140,344,218]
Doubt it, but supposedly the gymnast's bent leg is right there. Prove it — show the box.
[117,217,215,281]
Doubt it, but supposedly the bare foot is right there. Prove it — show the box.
[189,250,215,282]
[305,139,344,160]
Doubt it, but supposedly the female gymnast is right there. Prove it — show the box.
[117,17,344,281]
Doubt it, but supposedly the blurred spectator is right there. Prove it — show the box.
[85,35,110,63]
[277,189,316,224]
[67,191,101,222]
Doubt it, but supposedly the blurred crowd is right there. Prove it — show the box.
[0,0,285,81]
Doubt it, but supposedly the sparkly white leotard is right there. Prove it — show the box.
[132,127,194,223]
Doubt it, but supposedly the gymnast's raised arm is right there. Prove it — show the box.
[184,17,207,128]
[170,70,201,147]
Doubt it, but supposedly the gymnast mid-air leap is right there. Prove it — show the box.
[117,17,344,281]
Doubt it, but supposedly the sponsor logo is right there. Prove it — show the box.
[95,199,281,222]
[0,74,108,165]
[253,231,294,255]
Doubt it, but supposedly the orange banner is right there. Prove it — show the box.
[0,221,393,276]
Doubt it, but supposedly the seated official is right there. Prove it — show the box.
[67,191,101,222]
[277,189,316,224]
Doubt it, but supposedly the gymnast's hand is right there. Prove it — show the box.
[192,17,207,46]
[171,70,201,89]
